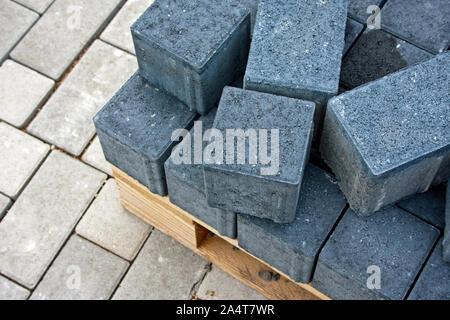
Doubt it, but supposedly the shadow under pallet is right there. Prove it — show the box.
[111,165,329,300]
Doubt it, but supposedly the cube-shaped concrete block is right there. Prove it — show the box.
[244,0,347,123]
[94,72,196,196]
[341,29,433,89]
[443,185,450,262]
[381,0,450,54]
[320,53,450,216]
[131,0,251,115]
[312,207,439,300]
[238,164,347,283]
[203,87,315,223]
[343,18,364,56]
[409,239,450,300]
[165,109,237,238]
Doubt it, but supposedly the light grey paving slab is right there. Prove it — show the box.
[15,0,55,14]
[0,276,30,300]
[28,40,137,156]
[76,179,152,261]
[113,230,208,300]
[0,0,38,63]
[10,0,124,80]
[0,122,50,198]
[81,136,112,176]
[0,60,55,128]
[197,265,266,300]
[0,151,106,289]
[31,235,129,300]
[101,0,155,54]
[0,193,12,219]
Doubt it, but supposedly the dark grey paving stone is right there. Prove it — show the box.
[244,0,347,115]
[94,72,197,196]
[165,109,237,238]
[204,87,315,223]
[381,0,450,54]
[131,0,251,115]
[444,185,450,262]
[341,28,433,89]
[348,0,384,24]
[238,164,347,283]
[397,185,446,229]
[312,207,440,300]
[320,53,450,216]
[408,239,450,300]
[343,18,364,56]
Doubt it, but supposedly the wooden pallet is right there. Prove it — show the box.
[112,165,330,300]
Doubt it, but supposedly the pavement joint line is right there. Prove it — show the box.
[22,177,109,297]
[1,1,40,66]
[99,38,136,57]
[10,0,41,16]
[7,143,51,201]
[0,272,30,293]
[310,204,350,279]
[394,204,446,232]
[189,263,213,300]
[108,227,156,300]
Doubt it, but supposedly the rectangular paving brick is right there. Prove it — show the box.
[197,265,266,300]
[112,230,208,300]
[312,207,439,300]
[165,109,237,238]
[320,53,450,216]
[0,0,38,63]
[81,136,113,176]
[381,0,450,54]
[28,40,137,156]
[0,151,106,288]
[0,193,12,220]
[244,0,347,112]
[101,0,156,54]
[132,0,251,114]
[408,239,450,300]
[0,122,50,199]
[94,72,196,196]
[348,0,383,24]
[31,235,129,300]
[76,179,152,261]
[238,164,347,283]
[444,185,450,262]
[0,276,30,300]
[397,185,446,229]
[15,0,55,14]
[11,0,124,80]
[204,87,315,223]
[0,60,55,128]
[341,29,433,89]
[343,18,364,56]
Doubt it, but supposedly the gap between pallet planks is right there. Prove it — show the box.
[111,165,330,300]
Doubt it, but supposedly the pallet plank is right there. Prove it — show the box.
[112,165,329,300]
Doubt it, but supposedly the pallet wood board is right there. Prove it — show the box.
[112,165,330,300]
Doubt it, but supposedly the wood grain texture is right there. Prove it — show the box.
[112,165,329,300]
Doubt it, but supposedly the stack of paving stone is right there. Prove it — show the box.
[94,0,450,300]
